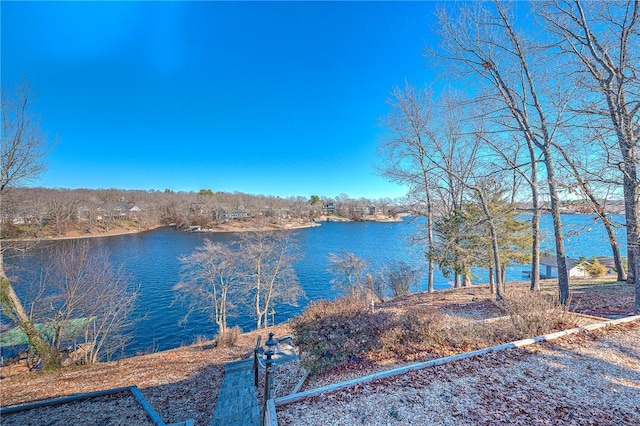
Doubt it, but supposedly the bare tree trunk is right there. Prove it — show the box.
[606,224,627,282]
[255,269,263,329]
[488,263,495,294]
[426,187,435,293]
[475,187,504,299]
[624,173,640,287]
[529,148,541,291]
[0,269,60,368]
[621,153,639,295]
[554,142,628,282]
[462,272,471,287]
[543,146,570,304]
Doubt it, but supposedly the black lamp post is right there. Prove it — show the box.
[263,332,277,423]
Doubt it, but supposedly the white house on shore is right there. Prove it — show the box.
[539,256,589,279]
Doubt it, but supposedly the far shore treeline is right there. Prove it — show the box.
[1,186,625,240]
[1,187,405,238]
[1,187,623,243]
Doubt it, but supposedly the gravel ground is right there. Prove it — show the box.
[0,325,292,426]
[2,390,155,426]
[276,320,640,425]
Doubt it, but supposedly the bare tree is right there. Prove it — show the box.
[476,116,543,292]
[35,241,137,364]
[45,189,81,235]
[379,84,437,292]
[553,131,628,281]
[436,1,572,304]
[0,82,56,367]
[175,239,242,334]
[1,84,48,194]
[328,251,370,299]
[240,230,303,329]
[380,261,421,298]
[537,0,640,312]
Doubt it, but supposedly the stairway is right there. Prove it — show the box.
[209,358,260,426]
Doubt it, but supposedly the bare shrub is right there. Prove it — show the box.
[191,335,209,346]
[216,326,241,348]
[327,252,369,300]
[499,289,575,338]
[292,298,392,374]
[380,309,447,359]
[443,317,517,352]
[379,261,421,298]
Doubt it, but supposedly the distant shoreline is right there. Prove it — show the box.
[2,224,167,243]
[2,215,405,243]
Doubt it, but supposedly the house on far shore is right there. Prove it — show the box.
[127,205,142,221]
[323,203,336,214]
[539,256,589,279]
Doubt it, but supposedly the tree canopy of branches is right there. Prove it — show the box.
[327,251,371,300]
[176,231,304,332]
[378,0,640,310]
[176,239,242,334]
[535,0,640,311]
[0,82,56,367]
[240,230,304,329]
[436,0,572,304]
[31,241,137,364]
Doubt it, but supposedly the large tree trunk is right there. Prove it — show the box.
[529,145,541,291]
[636,252,640,314]
[462,267,472,287]
[477,188,504,299]
[488,266,495,293]
[543,149,570,305]
[0,271,60,369]
[602,216,627,282]
[623,171,640,313]
[426,191,435,293]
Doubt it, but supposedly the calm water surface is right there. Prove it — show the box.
[3,214,627,356]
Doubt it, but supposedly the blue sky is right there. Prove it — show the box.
[2,1,441,199]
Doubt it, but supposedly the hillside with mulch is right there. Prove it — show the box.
[0,280,637,425]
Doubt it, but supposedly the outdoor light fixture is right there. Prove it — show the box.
[263,332,277,423]
[265,332,277,358]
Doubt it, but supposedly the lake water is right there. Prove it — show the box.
[3,214,627,356]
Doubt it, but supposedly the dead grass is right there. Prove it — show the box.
[498,288,575,338]
[215,326,242,348]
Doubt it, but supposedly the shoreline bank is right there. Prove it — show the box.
[3,215,404,242]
